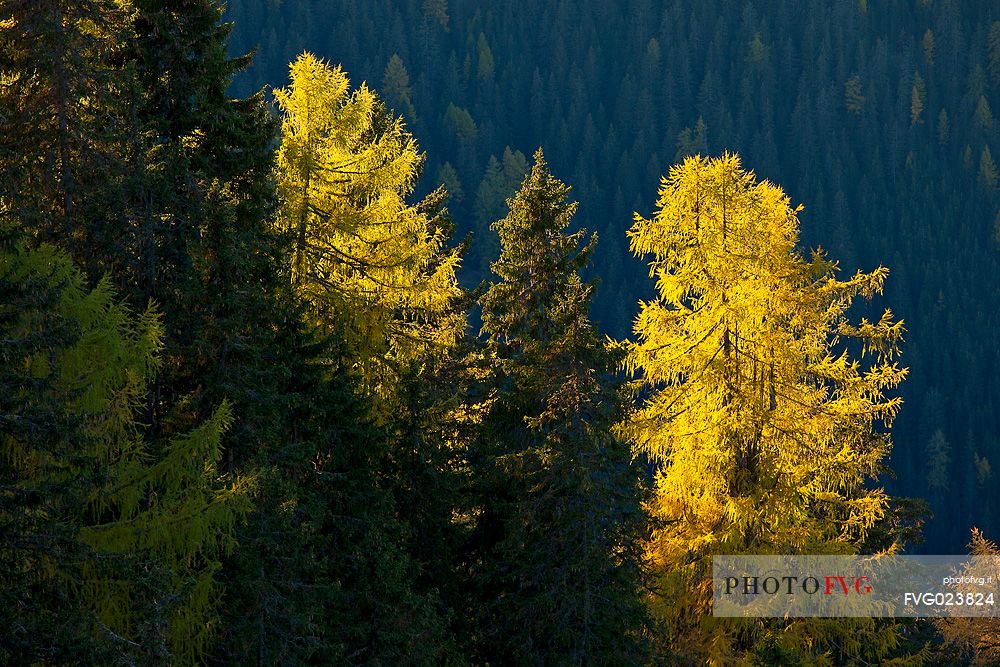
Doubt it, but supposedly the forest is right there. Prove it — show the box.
[2,0,1000,665]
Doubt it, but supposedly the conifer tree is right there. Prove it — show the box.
[204,51,464,663]
[938,109,951,145]
[6,0,305,460]
[623,154,914,663]
[975,96,995,131]
[445,103,478,143]
[383,53,418,123]
[119,0,290,452]
[675,117,709,160]
[473,150,650,665]
[3,5,455,661]
[274,53,463,404]
[911,71,926,126]
[922,29,936,67]
[0,228,249,664]
[925,429,952,496]
[934,529,1000,664]
[0,0,129,252]
[472,148,529,276]
[980,146,999,190]
[211,328,462,666]
[438,162,465,203]
[845,74,866,115]
[476,33,495,82]
[91,17,403,661]
[989,22,1000,86]
[422,0,450,31]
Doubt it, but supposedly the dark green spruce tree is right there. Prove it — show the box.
[473,149,651,665]
[120,0,285,446]
[379,187,478,629]
[121,2,457,662]
[212,329,462,666]
[0,0,129,252]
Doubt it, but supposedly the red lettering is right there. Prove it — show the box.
[824,575,850,595]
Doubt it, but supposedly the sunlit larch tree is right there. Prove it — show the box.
[274,53,463,403]
[934,528,1000,665]
[623,154,919,664]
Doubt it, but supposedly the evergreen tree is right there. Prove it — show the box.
[383,53,418,124]
[938,109,951,145]
[438,162,466,203]
[0,228,249,664]
[228,51,468,663]
[3,5,458,661]
[385,331,486,660]
[445,103,478,143]
[476,33,495,82]
[922,29,936,67]
[980,146,999,190]
[473,150,651,665]
[675,117,709,160]
[120,0,289,455]
[623,154,914,663]
[845,74,866,115]
[975,96,994,131]
[911,71,926,126]
[212,326,462,666]
[0,0,129,252]
[2,3,296,662]
[472,148,529,277]
[2,1,285,457]
[925,429,952,496]
[989,22,1000,86]
[93,16,417,661]
[422,0,450,31]
[445,104,477,143]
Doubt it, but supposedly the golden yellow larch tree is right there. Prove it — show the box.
[622,154,920,664]
[274,53,463,403]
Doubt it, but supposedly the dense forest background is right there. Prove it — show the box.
[226,0,1000,553]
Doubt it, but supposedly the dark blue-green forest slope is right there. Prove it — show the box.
[226,0,1000,553]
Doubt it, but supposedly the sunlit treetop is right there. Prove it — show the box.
[623,153,909,663]
[275,52,464,403]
